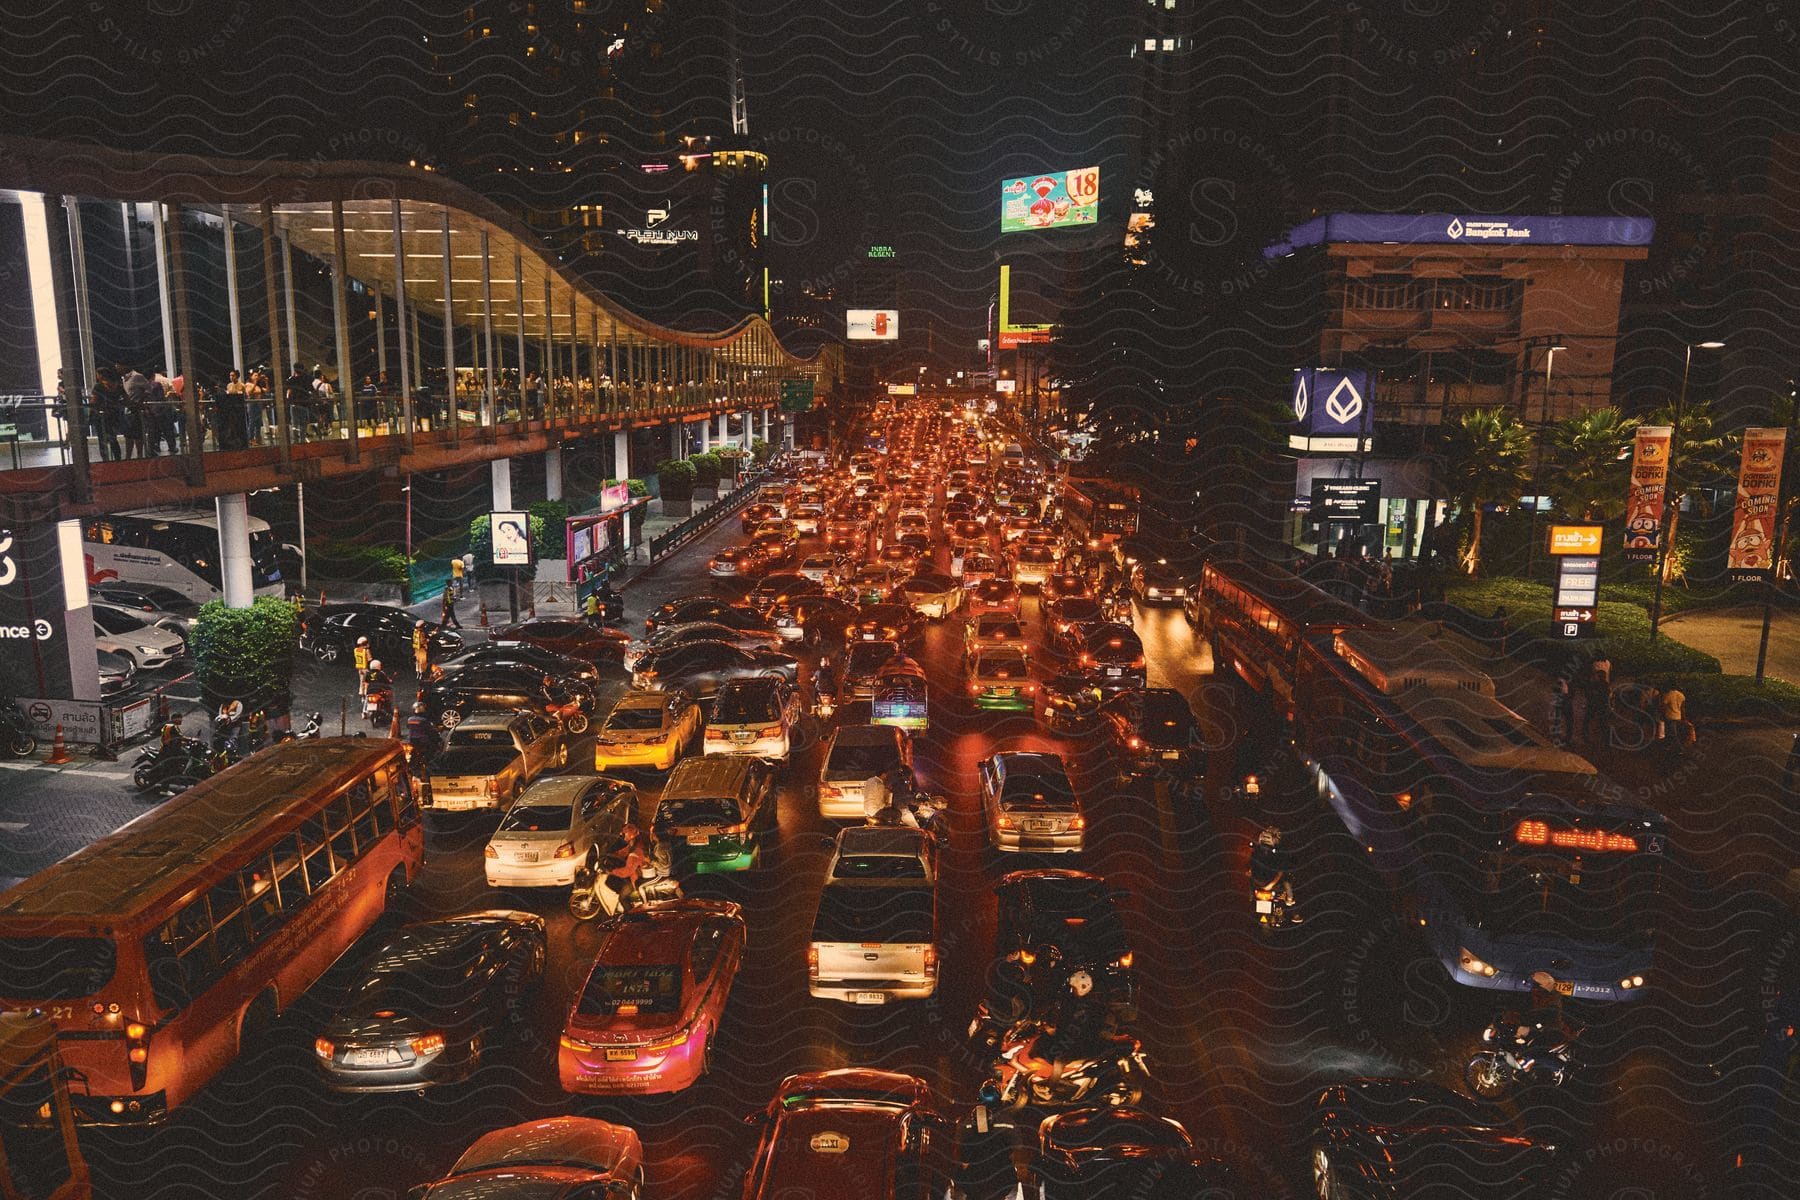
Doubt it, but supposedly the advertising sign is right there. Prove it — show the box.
[997,327,1052,349]
[599,482,633,513]
[846,309,899,341]
[1548,524,1604,556]
[1288,369,1373,453]
[1311,479,1381,524]
[1622,425,1672,562]
[1000,167,1100,233]
[490,511,532,566]
[885,383,917,396]
[995,379,1016,394]
[1553,554,1601,638]
[1264,212,1656,258]
[1727,427,1788,582]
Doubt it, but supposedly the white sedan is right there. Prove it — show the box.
[484,776,639,888]
[92,603,187,671]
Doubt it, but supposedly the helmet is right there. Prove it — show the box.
[414,702,428,714]
[368,660,382,672]
[1256,826,1281,847]
[415,619,425,628]
[356,636,369,646]
[1067,969,1094,998]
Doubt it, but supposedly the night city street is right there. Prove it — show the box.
[0,4,1797,1200]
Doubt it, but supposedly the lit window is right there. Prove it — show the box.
[463,91,477,108]
[1162,38,1174,50]
[1144,38,1156,50]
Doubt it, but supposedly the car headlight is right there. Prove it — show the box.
[1458,948,1498,978]
[136,644,162,655]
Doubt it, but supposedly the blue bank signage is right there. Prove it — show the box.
[1290,368,1372,453]
[1264,213,1655,258]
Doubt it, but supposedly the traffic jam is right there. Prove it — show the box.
[6,400,1655,1199]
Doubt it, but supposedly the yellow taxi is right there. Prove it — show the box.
[593,689,703,772]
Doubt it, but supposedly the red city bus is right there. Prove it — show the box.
[1061,478,1140,552]
[0,738,423,1124]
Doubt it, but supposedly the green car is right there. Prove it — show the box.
[968,646,1034,712]
[653,756,779,874]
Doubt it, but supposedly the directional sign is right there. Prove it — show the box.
[779,379,814,412]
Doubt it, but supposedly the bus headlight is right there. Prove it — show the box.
[1619,974,1646,990]
[1458,948,1498,978]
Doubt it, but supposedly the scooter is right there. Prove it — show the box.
[0,699,37,758]
[273,711,324,743]
[988,1021,1148,1109]
[568,850,684,922]
[132,736,212,793]
[363,687,394,729]
[1465,1015,1580,1101]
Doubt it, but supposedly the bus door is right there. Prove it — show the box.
[0,1014,90,1200]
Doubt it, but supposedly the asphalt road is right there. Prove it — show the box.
[44,484,1783,1198]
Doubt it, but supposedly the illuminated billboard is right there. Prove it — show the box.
[847,309,899,341]
[1000,167,1100,233]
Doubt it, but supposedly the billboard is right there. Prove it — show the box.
[1000,167,1100,233]
[1264,212,1656,258]
[846,309,899,341]
[1728,428,1788,582]
[491,511,532,566]
[1311,479,1381,524]
[1622,425,1673,563]
[995,379,1016,394]
[1288,368,1373,453]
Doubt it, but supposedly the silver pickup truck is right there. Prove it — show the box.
[807,882,937,1005]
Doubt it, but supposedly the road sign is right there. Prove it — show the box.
[779,379,814,412]
[1553,553,1599,638]
[1548,524,1604,555]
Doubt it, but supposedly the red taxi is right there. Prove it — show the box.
[559,899,747,1096]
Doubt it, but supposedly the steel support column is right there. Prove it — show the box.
[441,209,457,445]
[330,199,358,460]
[390,199,415,448]
[259,202,291,469]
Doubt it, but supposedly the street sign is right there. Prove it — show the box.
[779,379,814,412]
[1548,524,1604,556]
[1311,478,1381,524]
[1553,553,1600,638]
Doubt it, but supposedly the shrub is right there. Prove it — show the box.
[690,451,723,487]
[1638,672,1800,721]
[192,597,298,718]
[309,539,411,589]
[1448,578,1722,676]
[529,499,569,559]
[750,437,773,464]
[656,458,696,501]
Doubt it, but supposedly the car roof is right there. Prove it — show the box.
[613,690,674,710]
[835,825,931,856]
[451,711,528,730]
[454,1117,634,1179]
[593,901,741,962]
[830,723,901,747]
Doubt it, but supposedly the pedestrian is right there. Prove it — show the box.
[223,369,249,449]
[312,367,336,433]
[1583,653,1612,743]
[1661,684,1690,750]
[449,552,465,599]
[90,369,123,462]
[1549,677,1573,748]
[1783,732,1800,793]
[285,364,312,441]
[439,585,462,630]
[352,635,372,696]
[412,619,431,676]
[461,551,475,587]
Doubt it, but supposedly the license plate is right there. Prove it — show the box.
[603,1048,639,1062]
[1027,819,1056,832]
[992,687,1015,697]
[514,850,540,862]
[344,1047,397,1067]
[1161,750,1181,761]
[1106,667,1123,676]
[687,834,712,846]
[853,991,888,1005]
[732,730,753,741]
[1254,899,1273,914]
[862,632,875,640]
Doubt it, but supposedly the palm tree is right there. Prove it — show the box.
[1549,407,1640,521]
[1644,398,1733,584]
[1440,408,1532,575]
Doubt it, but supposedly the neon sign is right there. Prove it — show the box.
[1513,820,1638,853]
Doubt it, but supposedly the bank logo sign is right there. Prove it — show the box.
[1289,369,1372,454]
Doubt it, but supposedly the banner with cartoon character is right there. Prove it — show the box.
[1727,427,1787,582]
[1621,425,1672,563]
[1000,167,1099,233]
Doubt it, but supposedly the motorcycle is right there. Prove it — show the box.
[568,848,683,922]
[1249,845,1301,931]
[132,736,212,793]
[363,687,394,729]
[274,711,324,743]
[0,699,37,758]
[865,787,950,841]
[987,1020,1148,1109]
[1465,1015,1580,1101]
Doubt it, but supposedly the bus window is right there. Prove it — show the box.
[300,815,336,891]
[367,775,395,838]
[207,877,251,967]
[394,771,421,831]
[243,859,283,938]
[0,1060,76,1200]
[273,836,308,911]
[349,782,381,850]
[324,794,357,865]
[0,937,116,1001]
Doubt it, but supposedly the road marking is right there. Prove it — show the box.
[0,822,25,831]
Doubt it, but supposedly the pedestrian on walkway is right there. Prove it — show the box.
[439,586,462,630]
[352,636,372,696]
[1783,733,1800,793]
[461,551,475,586]
[412,619,431,677]
[1661,684,1690,750]
[449,553,465,599]
[1549,677,1574,748]
[1582,653,1612,743]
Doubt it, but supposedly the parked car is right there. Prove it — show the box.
[310,602,462,664]
[740,1070,958,1200]
[815,723,914,819]
[484,776,639,888]
[489,619,630,668]
[91,586,196,636]
[97,649,136,697]
[91,604,186,671]
[426,709,569,812]
[978,751,1085,853]
[313,910,546,1093]
[631,640,800,698]
[652,755,779,874]
[594,689,703,772]
[412,1117,643,1199]
[559,899,747,1097]
[704,677,806,759]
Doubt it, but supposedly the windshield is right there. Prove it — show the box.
[497,803,573,833]
[834,854,925,880]
[576,964,682,1017]
[1472,850,1659,944]
[93,607,149,636]
[1019,547,1055,563]
[0,936,117,1000]
[658,797,741,826]
[847,643,899,673]
[977,650,1028,677]
[606,707,666,731]
[826,737,902,778]
[813,886,933,943]
[448,727,517,747]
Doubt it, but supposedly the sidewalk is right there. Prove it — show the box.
[1662,605,1800,683]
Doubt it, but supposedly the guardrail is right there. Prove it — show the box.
[647,472,771,562]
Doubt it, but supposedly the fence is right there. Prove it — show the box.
[647,472,772,562]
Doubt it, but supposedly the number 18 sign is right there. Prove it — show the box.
[1000,167,1100,233]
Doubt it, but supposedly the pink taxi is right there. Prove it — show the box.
[558,899,746,1095]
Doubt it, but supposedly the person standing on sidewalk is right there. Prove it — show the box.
[1549,677,1574,748]
[449,553,466,599]
[439,586,463,630]
[1661,684,1690,750]
[412,620,431,678]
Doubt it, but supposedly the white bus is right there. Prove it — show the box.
[81,508,285,604]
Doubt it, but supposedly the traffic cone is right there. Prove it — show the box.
[318,587,326,608]
[478,599,489,628]
[46,724,72,765]
[389,706,401,741]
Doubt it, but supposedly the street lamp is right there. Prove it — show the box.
[1649,339,1726,641]
[402,482,413,565]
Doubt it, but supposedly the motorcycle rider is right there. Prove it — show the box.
[363,660,393,721]
[214,698,246,754]
[603,821,657,909]
[1250,826,1302,923]
[403,701,441,779]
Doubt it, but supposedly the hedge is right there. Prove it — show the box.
[690,451,724,487]
[309,539,411,589]
[1446,579,1722,677]
[192,597,298,717]
[750,437,774,464]
[656,458,696,501]
[1637,672,1800,722]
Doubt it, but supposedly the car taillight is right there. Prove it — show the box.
[1024,683,1037,693]
[484,845,498,858]
[757,725,783,738]
[924,947,938,977]
[997,815,1015,829]
[409,1032,446,1057]
[705,729,726,740]
[314,1038,335,1060]
[1128,736,1142,750]
[126,1022,150,1085]
[807,946,819,980]
[1069,815,1086,830]
[553,841,576,859]
[969,682,982,694]
[486,778,503,798]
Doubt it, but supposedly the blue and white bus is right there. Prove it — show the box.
[1294,624,1665,1003]
[81,508,285,605]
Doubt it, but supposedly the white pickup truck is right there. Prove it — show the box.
[807,827,939,1004]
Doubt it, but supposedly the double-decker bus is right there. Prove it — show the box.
[1296,624,1666,1002]
[1187,554,1371,718]
[1061,479,1140,552]
[0,739,421,1123]
[81,507,285,605]
[0,1013,89,1199]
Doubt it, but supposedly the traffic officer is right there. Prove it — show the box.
[352,636,372,695]
[412,620,431,677]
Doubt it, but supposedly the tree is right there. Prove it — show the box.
[1644,398,1734,584]
[1549,406,1640,521]
[1440,408,1532,575]
[192,597,298,718]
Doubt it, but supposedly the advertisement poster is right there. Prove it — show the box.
[1000,167,1100,232]
[846,309,899,341]
[1622,425,1672,562]
[1727,427,1787,582]
[1287,368,1373,453]
[490,510,532,566]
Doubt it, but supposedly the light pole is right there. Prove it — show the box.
[1649,339,1725,641]
[402,481,413,565]
[1522,340,1566,579]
